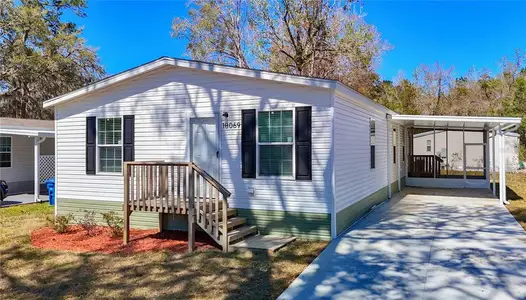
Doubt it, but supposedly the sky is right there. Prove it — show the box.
[66,0,526,81]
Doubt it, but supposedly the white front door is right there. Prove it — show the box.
[190,117,219,179]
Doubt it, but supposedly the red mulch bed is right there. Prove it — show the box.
[31,225,219,254]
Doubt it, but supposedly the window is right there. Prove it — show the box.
[370,119,375,169]
[426,140,432,152]
[0,137,11,168]
[258,110,293,176]
[98,118,122,173]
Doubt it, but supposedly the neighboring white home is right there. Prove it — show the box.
[42,57,521,250]
[0,118,55,200]
[413,130,521,173]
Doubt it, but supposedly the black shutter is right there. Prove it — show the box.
[370,145,376,169]
[86,117,96,174]
[123,115,135,162]
[241,109,256,178]
[295,106,312,180]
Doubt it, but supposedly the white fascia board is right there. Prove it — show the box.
[334,83,397,115]
[44,57,337,108]
[0,129,54,137]
[392,114,522,124]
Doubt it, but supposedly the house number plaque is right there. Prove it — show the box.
[222,121,241,130]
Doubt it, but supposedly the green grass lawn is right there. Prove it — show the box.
[502,173,526,230]
[0,204,327,299]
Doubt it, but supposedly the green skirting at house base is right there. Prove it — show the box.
[57,199,331,240]
[57,198,160,229]
[336,178,406,236]
[236,208,331,241]
[336,186,388,235]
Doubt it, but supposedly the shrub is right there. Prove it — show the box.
[47,214,74,234]
[101,211,124,237]
[77,210,98,236]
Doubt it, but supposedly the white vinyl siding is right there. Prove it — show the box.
[54,66,333,214]
[333,90,390,213]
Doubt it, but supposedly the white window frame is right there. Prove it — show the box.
[0,136,12,169]
[426,139,432,152]
[96,116,123,175]
[256,109,296,179]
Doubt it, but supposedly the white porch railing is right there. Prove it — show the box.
[39,155,55,183]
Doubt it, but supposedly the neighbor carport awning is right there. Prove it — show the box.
[0,128,54,137]
[0,118,55,203]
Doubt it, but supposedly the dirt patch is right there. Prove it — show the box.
[31,225,219,254]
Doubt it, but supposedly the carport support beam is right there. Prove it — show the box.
[387,119,392,199]
[33,137,46,202]
[491,130,496,196]
[498,126,507,204]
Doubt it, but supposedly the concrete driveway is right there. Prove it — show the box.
[0,193,48,207]
[279,188,526,300]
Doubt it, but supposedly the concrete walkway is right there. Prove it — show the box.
[279,188,526,300]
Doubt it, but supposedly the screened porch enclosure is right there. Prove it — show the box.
[408,128,487,180]
[391,115,521,203]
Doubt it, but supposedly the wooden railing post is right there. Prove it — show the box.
[123,163,130,245]
[188,163,195,252]
[222,194,228,253]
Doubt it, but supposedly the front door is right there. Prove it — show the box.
[190,117,219,179]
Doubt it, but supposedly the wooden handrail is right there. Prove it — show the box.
[123,161,230,252]
[190,163,231,197]
[409,155,443,178]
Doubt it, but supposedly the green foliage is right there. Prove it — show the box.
[172,0,388,96]
[101,211,124,238]
[47,213,74,234]
[77,210,97,236]
[0,0,105,119]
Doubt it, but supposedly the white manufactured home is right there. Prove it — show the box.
[43,57,521,251]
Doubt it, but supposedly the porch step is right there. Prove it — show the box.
[228,225,258,244]
[230,235,296,253]
[220,217,246,231]
[209,208,237,220]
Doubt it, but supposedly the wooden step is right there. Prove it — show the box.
[209,208,237,220]
[219,217,246,231]
[227,225,258,244]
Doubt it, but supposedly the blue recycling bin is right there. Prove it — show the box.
[46,179,55,206]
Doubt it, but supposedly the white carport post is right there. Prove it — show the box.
[34,137,46,202]
[491,130,496,196]
[397,125,401,193]
[387,117,392,199]
[498,126,507,205]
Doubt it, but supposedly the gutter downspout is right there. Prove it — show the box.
[34,137,46,202]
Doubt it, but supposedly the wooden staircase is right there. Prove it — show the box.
[198,207,258,245]
[122,162,258,252]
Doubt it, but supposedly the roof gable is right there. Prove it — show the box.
[43,57,338,108]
